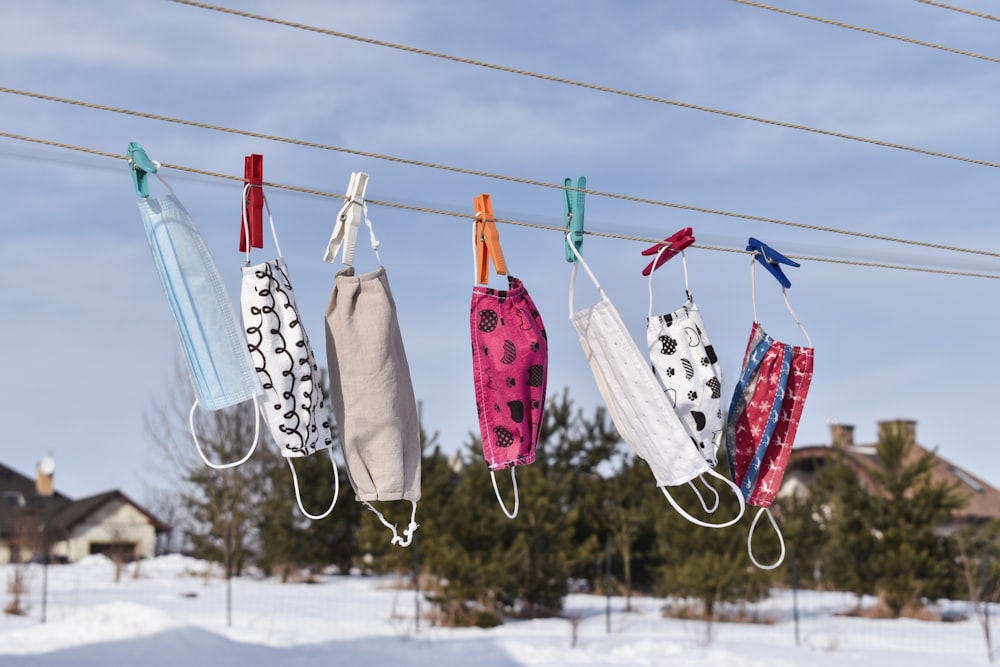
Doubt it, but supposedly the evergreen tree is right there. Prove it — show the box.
[864,429,966,614]
[256,446,357,580]
[652,464,773,619]
[421,392,620,626]
[820,454,880,604]
[599,450,658,608]
[772,488,829,588]
[796,429,969,614]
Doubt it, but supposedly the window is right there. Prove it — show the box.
[950,466,984,494]
[3,491,25,508]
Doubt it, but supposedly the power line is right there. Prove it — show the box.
[2,130,998,281]
[915,0,1000,23]
[3,86,999,262]
[732,0,1000,64]
[164,0,1000,172]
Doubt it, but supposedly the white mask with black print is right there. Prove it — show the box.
[567,235,744,528]
[646,246,724,467]
[240,185,340,520]
[646,244,730,514]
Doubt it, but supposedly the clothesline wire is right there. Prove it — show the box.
[2,130,998,282]
[2,87,1000,262]
[732,0,1000,64]
[914,0,1000,23]
[164,0,1000,172]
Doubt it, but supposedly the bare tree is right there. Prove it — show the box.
[4,512,41,615]
[144,362,277,573]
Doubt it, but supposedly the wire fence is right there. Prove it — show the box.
[2,552,996,663]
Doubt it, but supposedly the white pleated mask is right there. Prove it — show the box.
[567,235,744,528]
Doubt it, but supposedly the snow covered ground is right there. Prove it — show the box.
[0,555,995,666]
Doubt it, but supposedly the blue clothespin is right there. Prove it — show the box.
[564,176,586,262]
[747,237,799,289]
[127,142,158,198]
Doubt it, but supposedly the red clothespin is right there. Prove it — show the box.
[239,154,264,252]
[641,227,695,276]
[474,194,507,284]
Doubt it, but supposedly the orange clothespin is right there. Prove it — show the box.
[474,194,507,284]
[239,154,264,252]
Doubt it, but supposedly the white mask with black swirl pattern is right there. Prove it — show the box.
[240,185,339,520]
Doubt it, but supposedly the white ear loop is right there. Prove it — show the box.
[646,244,690,319]
[747,507,786,570]
[750,253,813,348]
[188,397,261,470]
[687,474,721,513]
[567,231,607,317]
[241,183,281,265]
[363,500,419,547]
[490,468,520,519]
[152,164,177,198]
[660,467,746,528]
[285,447,341,520]
[360,203,382,266]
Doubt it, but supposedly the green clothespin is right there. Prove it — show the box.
[564,176,586,262]
[127,142,158,198]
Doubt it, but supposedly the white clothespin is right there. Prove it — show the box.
[323,172,369,265]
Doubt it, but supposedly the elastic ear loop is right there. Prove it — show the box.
[284,447,340,520]
[647,246,691,319]
[188,396,261,470]
[490,468,519,519]
[688,473,720,513]
[660,467,746,528]
[242,184,282,265]
[153,167,177,198]
[360,203,383,266]
[750,253,814,348]
[747,506,786,570]
[363,500,419,547]
[567,231,607,317]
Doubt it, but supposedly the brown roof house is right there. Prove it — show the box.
[782,419,1000,531]
[0,462,170,564]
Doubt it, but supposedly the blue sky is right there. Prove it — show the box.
[2,0,1000,505]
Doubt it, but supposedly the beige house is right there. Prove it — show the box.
[0,463,169,565]
[782,419,1000,529]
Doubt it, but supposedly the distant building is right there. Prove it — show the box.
[782,419,1000,531]
[0,462,170,564]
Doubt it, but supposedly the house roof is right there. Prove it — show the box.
[0,462,170,538]
[50,490,171,533]
[787,422,1000,522]
[0,462,72,538]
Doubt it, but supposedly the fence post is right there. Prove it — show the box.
[413,531,420,634]
[790,546,800,646]
[41,520,50,624]
[225,521,232,629]
[605,536,611,634]
[985,554,993,664]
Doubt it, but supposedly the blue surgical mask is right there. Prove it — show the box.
[137,193,260,411]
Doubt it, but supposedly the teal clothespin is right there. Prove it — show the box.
[564,176,586,262]
[126,142,158,198]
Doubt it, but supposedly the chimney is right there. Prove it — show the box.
[877,419,917,448]
[829,423,855,449]
[35,456,55,497]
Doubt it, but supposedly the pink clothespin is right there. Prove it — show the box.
[239,154,264,252]
[641,227,695,276]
